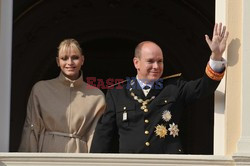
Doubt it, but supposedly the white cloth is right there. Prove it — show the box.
[209,57,227,73]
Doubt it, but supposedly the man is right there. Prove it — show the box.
[90,23,229,154]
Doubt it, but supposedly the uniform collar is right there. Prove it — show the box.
[130,77,162,99]
[128,79,145,98]
[58,71,84,87]
[136,75,154,90]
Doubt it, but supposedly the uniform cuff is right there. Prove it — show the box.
[205,63,225,81]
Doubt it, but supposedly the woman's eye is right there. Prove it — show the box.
[61,57,68,61]
[60,55,79,61]
[72,56,80,60]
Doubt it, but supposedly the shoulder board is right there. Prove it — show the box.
[162,73,182,80]
[107,79,127,88]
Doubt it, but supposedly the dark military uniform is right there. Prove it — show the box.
[90,65,224,154]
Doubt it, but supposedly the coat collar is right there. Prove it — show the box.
[146,80,162,99]
[128,79,162,100]
[128,79,145,98]
[58,71,84,87]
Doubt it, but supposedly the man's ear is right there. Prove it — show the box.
[133,57,139,70]
[56,57,60,67]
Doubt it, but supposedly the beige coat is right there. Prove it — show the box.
[19,72,106,152]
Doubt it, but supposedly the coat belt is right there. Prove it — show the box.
[46,131,86,142]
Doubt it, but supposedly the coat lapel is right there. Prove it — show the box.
[127,79,145,99]
[127,78,163,100]
[146,83,162,99]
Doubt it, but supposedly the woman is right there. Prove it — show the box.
[19,39,106,153]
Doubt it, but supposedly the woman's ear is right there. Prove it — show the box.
[81,55,84,65]
[56,57,60,67]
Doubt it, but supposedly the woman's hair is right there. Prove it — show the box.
[57,39,82,56]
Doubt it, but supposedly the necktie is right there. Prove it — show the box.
[143,85,150,90]
[143,85,150,96]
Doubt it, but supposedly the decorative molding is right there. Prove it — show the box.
[233,154,250,166]
[236,0,250,155]
[0,153,236,166]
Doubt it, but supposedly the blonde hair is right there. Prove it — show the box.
[57,39,82,56]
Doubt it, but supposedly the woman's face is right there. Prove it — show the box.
[56,47,84,80]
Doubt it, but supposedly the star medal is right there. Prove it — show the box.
[162,110,172,122]
[155,124,168,138]
[168,123,179,137]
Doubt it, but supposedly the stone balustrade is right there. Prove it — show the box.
[1,153,249,166]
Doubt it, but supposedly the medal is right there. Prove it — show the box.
[123,111,127,121]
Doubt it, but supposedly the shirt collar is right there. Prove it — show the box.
[136,75,154,89]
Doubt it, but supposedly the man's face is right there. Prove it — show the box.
[133,43,164,81]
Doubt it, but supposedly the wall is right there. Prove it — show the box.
[0,0,12,152]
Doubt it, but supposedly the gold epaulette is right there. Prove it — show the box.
[162,73,182,80]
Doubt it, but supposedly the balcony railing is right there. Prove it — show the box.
[1,153,249,166]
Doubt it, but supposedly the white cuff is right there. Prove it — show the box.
[209,58,227,73]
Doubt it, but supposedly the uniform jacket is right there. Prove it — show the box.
[90,64,224,154]
[19,72,106,153]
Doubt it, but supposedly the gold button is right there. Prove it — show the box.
[145,130,149,134]
[145,142,150,146]
[164,100,167,103]
[123,107,126,110]
[144,109,148,112]
[144,119,149,123]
